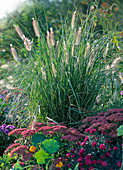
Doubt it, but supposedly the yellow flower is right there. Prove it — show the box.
[29,146,36,152]
[112,37,118,47]
[56,161,63,168]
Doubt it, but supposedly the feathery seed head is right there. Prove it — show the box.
[50,27,55,46]
[71,11,76,30]
[24,37,33,51]
[32,18,41,37]
[51,62,57,77]
[75,27,81,45]
[10,44,19,62]
[41,67,46,81]
[14,25,25,40]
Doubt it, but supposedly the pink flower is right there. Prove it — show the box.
[77,157,82,162]
[81,142,86,146]
[100,144,106,150]
[92,142,96,147]
[36,126,54,132]
[66,153,71,158]
[48,131,54,135]
[71,149,74,153]
[79,149,85,154]
[59,157,63,160]
[84,137,89,142]
[85,159,91,165]
[72,154,75,158]
[117,161,122,167]
[100,155,106,159]
[93,160,97,164]
[85,128,91,132]
[10,145,29,157]
[4,143,21,154]
[61,135,78,141]
[90,129,96,134]
[113,146,118,151]
[106,152,111,157]
[98,160,102,164]
[8,128,27,136]
[85,155,91,160]
[22,152,33,161]
[89,167,95,170]
[78,163,83,168]
[120,91,123,95]
[101,161,107,167]
[76,142,80,145]
[21,129,36,138]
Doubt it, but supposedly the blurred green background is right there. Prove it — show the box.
[0,0,123,61]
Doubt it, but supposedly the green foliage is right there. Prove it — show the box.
[13,160,23,170]
[32,133,46,147]
[42,139,59,154]
[117,125,123,136]
[34,149,51,164]
[0,154,15,169]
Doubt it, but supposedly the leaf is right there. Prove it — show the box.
[13,160,23,170]
[53,136,64,147]
[32,133,46,147]
[74,163,79,170]
[42,139,59,154]
[117,125,123,136]
[35,149,51,164]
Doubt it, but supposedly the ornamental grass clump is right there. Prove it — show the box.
[7,4,120,124]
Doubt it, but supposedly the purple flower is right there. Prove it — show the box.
[4,129,10,134]
[0,126,4,130]
[2,124,6,128]
[0,94,3,99]
[120,91,123,95]
[6,125,15,130]
[6,125,12,129]
[10,125,15,130]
